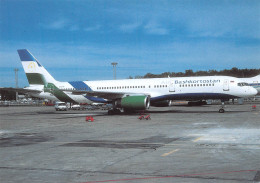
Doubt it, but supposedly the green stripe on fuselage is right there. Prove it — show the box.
[44,83,76,103]
[26,73,46,85]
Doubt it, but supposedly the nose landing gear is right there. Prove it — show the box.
[219,101,225,113]
[219,108,225,113]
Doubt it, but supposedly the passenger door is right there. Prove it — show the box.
[223,79,229,91]
[169,80,175,92]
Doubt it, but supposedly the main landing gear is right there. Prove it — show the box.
[108,109,121,115]
[108,108,135,115]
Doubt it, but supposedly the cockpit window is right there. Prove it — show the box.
[237,82,249,86]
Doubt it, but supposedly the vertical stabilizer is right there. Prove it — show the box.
[17,49,57,85]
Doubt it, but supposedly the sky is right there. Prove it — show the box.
[0,0,259,87]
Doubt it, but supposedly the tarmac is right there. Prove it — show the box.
[0,103,260,183]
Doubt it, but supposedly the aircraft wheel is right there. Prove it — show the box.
[123,108,134,114]
[108,109,121,115]
[114,109,121,114]
[108,110,114,115]
[219,108,225,113]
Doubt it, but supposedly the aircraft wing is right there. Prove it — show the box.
[63,89,149,100]
[84,91,126,100]
[0,87,42,94]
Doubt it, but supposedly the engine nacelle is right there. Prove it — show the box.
[114,95,150,110]
[151,100,172,107]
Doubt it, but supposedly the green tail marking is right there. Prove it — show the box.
[44,83,76,103]
[26,73,46,85]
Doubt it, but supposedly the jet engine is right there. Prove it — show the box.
[114,95,150,110]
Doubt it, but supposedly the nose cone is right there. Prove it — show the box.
[250,87,258,96]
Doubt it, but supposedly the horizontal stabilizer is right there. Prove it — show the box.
[0,87,42,94]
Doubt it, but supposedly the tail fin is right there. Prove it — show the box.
[17,49,57,85]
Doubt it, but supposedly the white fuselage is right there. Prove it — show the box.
[27,76,257,103]
[85,76,256,100]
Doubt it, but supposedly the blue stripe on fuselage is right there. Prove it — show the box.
[84,96,107,103]
[69,81,106,102]
[150,93,237,102]
[69,81,92,91]
[249,83,260,87]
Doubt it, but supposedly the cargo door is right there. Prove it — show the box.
[223,79,229,91]
[169,80,175,92]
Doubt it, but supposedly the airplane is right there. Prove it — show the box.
[1,49,258,114]
[240,75,260,95]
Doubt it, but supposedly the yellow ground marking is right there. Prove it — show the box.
[193,136,203,142]
[161,149,179,157]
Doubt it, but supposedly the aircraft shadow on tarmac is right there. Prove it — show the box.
[36,109,249,116]
[147,110,249,114]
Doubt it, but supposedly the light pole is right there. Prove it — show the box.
[14,68,19,101]
[111,62,118,80]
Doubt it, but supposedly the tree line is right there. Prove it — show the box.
[128,67,260,79]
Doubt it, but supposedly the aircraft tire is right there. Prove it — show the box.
[219,108,225,113]
[108,110,114,115]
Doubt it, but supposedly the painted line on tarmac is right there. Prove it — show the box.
[193,136,203,142]
[82,169,257,183]
[161,148,179,157]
